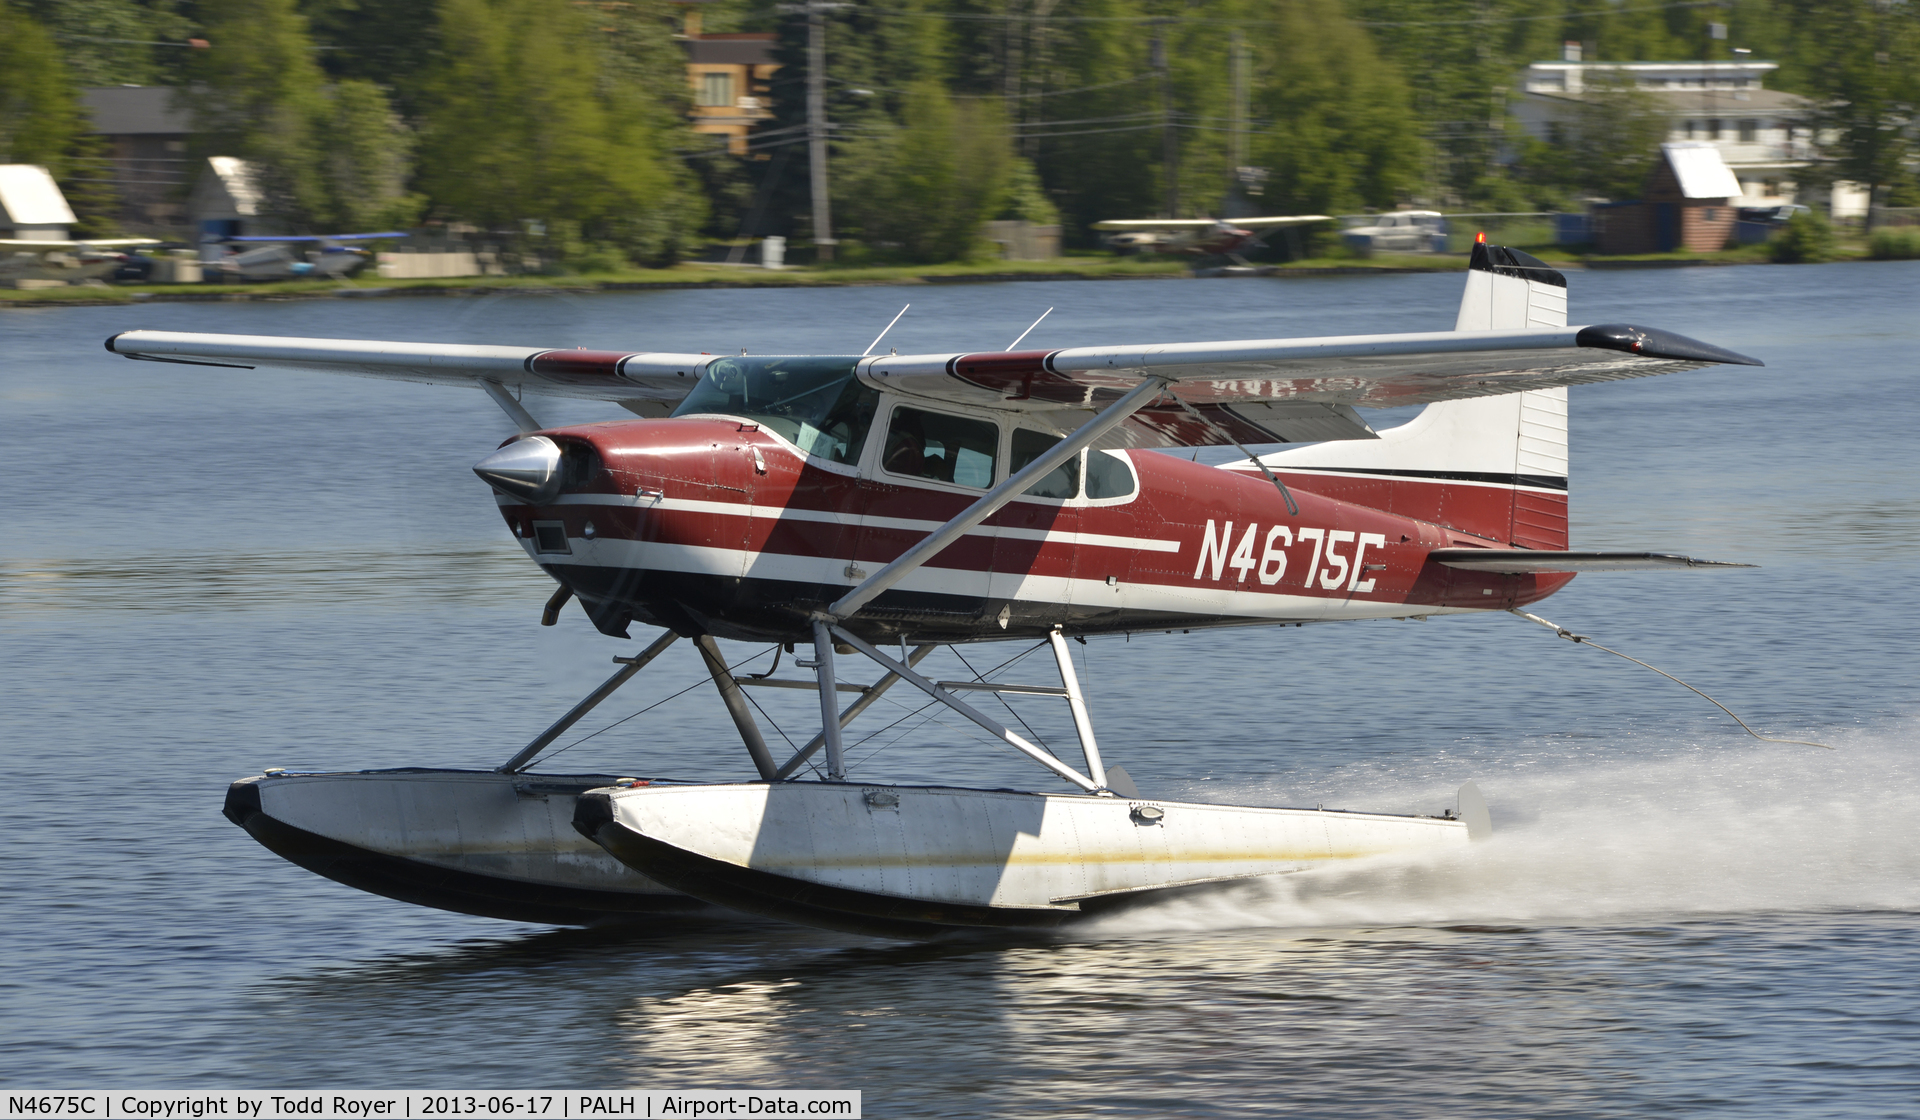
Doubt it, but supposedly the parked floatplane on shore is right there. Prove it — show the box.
[111,242,1760,937]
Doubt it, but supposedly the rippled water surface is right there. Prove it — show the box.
[4,264,1917,1116]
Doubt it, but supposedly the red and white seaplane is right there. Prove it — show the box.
[106,244,1760,937]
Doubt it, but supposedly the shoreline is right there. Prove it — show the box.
[4,250,1890,310]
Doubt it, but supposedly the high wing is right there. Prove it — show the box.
[2,238,162,249]
[105,319,1761,446]
[104,331,708,417]
[862,323,1761,446]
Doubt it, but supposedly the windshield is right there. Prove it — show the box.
[671,356,880,466]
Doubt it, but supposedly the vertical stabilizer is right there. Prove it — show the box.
[1252,244,1570,548]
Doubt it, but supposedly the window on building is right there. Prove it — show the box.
[1738,119,1757,142]
[1685,120,1697,139]
[698,72,733,108]
[1708,118,1722,140]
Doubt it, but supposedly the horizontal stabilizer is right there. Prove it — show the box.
[1430,549,1756,573]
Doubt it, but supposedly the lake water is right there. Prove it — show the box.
[3,263,1917,1116]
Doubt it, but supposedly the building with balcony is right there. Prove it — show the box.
[673,1,779,156]
[1514,53,1813,208]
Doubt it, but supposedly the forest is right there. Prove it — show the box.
[2,0,1914,263]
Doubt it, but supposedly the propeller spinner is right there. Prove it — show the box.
[473,436,562,503]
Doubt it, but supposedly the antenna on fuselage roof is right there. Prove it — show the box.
[1006,307,1053,351]
[863,304,911,357]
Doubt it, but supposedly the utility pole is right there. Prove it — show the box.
[1230,31,1249,193]
[1152,29,1178,217]
[782,2,847,261]
[807,3,836,262]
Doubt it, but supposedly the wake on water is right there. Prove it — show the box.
[1093,721,1920,935]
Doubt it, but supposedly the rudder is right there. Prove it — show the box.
[1253,244,1570,548]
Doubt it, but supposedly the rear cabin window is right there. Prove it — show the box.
[1010,428,1079,499]
[883,407,999,489]
[671,356,879,466]
[1085,449,1136,499]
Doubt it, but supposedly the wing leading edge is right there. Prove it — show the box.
[105,317,1759,449]
[105,331,708,411]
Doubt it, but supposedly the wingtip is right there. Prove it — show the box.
[1575,323,1763,367]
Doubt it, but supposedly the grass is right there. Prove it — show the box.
[1,254,1199,305]
[9,235,1907,308]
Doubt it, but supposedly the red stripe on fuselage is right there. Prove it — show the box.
[1250,468,1571,551]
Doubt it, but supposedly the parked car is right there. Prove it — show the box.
[1341,211,1448,254]
[1737,204,1811,225]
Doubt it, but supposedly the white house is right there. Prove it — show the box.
[0,165,78,240]
[1513,50,1812,208]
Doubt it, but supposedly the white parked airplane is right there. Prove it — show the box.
[0,238,161,284]
[1091,215,1331,260]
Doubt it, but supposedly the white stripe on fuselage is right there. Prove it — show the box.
[522,535,1478,625]
[506,494,1184,554]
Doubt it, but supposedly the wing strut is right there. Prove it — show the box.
[496,631,679,772]
[828,626,1104,792]
[774,643,938,779]
[1167,394,1299,516]
[479,379,542,434]
[828,375,1172,621]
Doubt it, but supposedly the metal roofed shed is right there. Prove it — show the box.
[1595,143,1743,254]
[0,165,78,239]
[1664,142,1744,199]
[188,157,275,252]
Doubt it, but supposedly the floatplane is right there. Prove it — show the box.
[105,242,1760,938]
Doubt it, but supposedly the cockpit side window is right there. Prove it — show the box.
[883,406,1000,489]
[1010,428,1079,499]
[671,356,879,466]
[1085,449,1137,500]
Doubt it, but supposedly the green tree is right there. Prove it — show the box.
[1770,207,1835,262]
[1248,0,1422,216]
[1352,0,1576,208]
[315,79,423,231]
[1518,71,1667,202]
[418,0,704,266]
[301,0,443,121]
[1786,0,1919,229]
[184,0,330,225]
[0,1,83,172]
[23,0,191,88]
[836,81,1015,261]
[186,0,416,232]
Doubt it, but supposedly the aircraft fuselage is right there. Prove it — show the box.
[499,412,1571,644]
